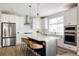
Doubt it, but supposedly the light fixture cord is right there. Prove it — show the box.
[37,3,40,17]
[29,5,31,17]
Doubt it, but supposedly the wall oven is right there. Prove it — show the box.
[64,25,77,46]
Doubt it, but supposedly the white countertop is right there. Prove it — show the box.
[19,33,59,41]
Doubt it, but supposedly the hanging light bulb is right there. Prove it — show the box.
[28,4,32,24]
[29,5,31,17]
[36,3,40,17]
[28,4,32,18]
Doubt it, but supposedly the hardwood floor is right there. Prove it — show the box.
[0,45,77,56]
[57,47,77,56]
[0,45,35,56]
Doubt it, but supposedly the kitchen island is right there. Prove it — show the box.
[20,33,57,56]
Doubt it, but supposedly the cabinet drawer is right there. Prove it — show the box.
[63,44,77,52]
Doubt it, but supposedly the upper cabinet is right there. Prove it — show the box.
[1,14,16,23]
[64,7,77,26]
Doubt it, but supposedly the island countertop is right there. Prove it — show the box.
[20,33,59,42]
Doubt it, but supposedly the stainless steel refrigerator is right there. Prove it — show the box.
[1,22,16,47]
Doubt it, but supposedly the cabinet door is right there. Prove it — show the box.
[57,37,64,47]
[63,44,77,52]
[1,14,10,22]
[16,34,22,45]
[9,15,16,23]
[1,14,16,23]
[64,10,70,25]
[64,7,77,25]
[69,7,77,25]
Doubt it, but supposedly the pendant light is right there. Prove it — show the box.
[24,4,32,25]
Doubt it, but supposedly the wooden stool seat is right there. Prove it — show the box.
[21,37,43,49]
[29,41,43,49]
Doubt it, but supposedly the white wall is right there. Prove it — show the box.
[32,17,41,34]
[33,17,41,30]
[32,17,47,35]
[16,16,33,45]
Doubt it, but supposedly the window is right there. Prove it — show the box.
[49,24,57,33]
[48,16,64,35]
[49,18,57,24]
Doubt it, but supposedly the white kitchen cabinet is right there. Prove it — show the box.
[1,14,16,23]
[8,15,16,23]
[64,7,77,25]
[1,14,10,22]
[16,34,22,45]
[57,37,64,47]
[63,44,77,52]
[63,7,78,52]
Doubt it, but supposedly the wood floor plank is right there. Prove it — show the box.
[0,45,33,56]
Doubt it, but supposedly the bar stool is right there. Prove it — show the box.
[21,37,30,55]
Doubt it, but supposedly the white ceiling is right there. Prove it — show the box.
[0,3,76,17]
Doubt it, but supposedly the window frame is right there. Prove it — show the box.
[48,16,64,35]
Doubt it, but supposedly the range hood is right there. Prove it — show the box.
[24,15,32,25]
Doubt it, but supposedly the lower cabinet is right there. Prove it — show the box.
[16,34,22,45]
[57,37,77,52]
[57,38,64,47]
[63,44,77,52]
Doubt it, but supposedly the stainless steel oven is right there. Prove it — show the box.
[64,25,77,46]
